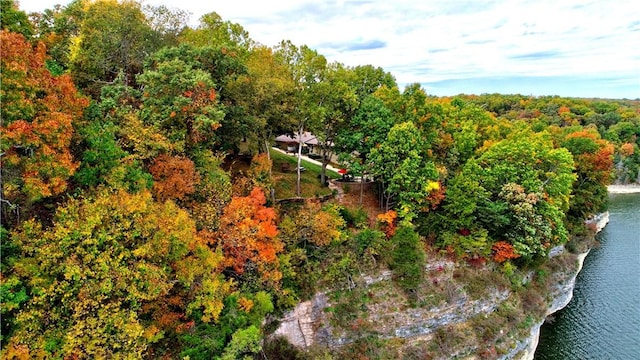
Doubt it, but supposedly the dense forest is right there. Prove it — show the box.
[1,0,639,358]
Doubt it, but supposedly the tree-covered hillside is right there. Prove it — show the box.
[1,1,639,358]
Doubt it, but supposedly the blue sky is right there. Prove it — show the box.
[22,0,640,99]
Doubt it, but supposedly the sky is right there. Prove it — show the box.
[20,0,640,99]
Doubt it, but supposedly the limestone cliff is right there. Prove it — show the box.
[506,249,590,360]
[516,211,609,360]
[271,213,610,359]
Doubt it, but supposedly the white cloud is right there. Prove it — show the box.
[19,0,640,98]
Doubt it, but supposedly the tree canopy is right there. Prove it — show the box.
[1,2,638,358]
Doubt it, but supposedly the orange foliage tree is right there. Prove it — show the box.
[149,154,200,202]
[377,210,398,238]
[620,142,634,157]
[1,31,88,206]
[492,241,521,263]
[217,187,282,283]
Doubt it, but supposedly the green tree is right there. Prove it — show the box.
[179,292,271,359]
[142,3,189,47]
[335,95,395,203]
[69,0,158,97]
[132,44,244,156]
[369,122,439,221]
[228,45,296,156]
[427,99,494,172]
[477,131,575,213]
[274,41,328,196]
[312,62,358,185]
[347,64,397,103]
[181,11,254,51]
[439,130,575,263]
[73,119,152,192]
[390,225,425,295]
[497,183,562,262]
[137,48,224,155]
[220,325,262,360]
[0,0,33,37]
[398,83,429,123]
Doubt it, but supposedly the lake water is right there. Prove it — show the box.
[535,193,640,359]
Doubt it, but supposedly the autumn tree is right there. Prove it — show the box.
[217,187,282,284]
[492,241,520,263]
[188,150,233,232]
[561,128,614,223]
[149,154,200,202]
[248,153,274,197]
[28,0,86,73]
[605,120,640,183]
[377,210,398,239]
[2,190,228,358]
[1,31,88,225]
[279,201,345,248]
[277,201,346,301]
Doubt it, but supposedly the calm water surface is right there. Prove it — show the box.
[536,193,640,359]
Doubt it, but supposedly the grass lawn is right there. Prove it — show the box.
[270,149,340,199]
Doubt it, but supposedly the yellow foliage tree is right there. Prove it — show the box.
[3,190,228,358]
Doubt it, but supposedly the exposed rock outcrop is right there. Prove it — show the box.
[272,213,610,359]
[272,293,330,347]
[506,250,590,360]
[514,211,609,360]
[273,260,510,351]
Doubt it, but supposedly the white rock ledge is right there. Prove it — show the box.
[607,184,640,194]
[516,250,591,360]
[518,212,609,360]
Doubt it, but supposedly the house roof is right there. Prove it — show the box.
[275,132,318,145]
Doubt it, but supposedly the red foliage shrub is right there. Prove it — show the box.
[492,241,520,263]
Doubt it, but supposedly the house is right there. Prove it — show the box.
[274,132,319,154]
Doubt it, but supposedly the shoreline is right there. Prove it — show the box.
[521,211,609,360]
[607,184,640,194]
[521,249,591,360]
